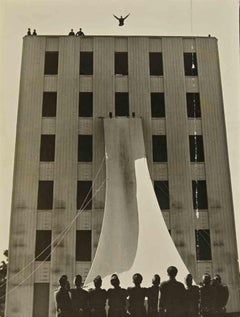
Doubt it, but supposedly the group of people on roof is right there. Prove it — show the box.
[68,28,85,36]
[54,265,229,317]
[27,28,37,36]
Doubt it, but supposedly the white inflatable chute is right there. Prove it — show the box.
[85,118,189,288]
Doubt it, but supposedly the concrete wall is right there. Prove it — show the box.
[6,36,240,316]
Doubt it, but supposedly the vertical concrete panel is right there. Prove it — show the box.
[6,36,46,317]
[162,38,196,276]
[49,37,79,315]
[92,37,114,258]
[128,37,152,169]
[197,38,240,311]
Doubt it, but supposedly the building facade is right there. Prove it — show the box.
[6,35,240,316]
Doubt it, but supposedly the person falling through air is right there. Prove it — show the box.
[113,13,130,26]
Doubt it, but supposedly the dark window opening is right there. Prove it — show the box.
[195,230,212,260]
[189,135,204,162]
[80,52,93,75]
[79,93,93,117]
[77,181,92,210]
[184,52,198,76]
[35,230,51,261]
[152,135,167,162]
[33,283,50,317]
[115,52,128,75]
[151,93,165,118]
[40,135,55,162]
[149,53,163,76]
[192,180,208,209]
[154,181,170,210]
[42,92,57,117]
[37,181,53,210]
[187,93,201,118]
[44,52,58,75]
[76,230,91,261]
[115,93,129,116]
[78,135,92,162]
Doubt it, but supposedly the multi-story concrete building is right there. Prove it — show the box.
[6,35,240,316]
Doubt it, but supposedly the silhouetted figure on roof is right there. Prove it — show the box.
[33,29,37,36]
[127,273,147,317]
[212,274,229,316]
[76,28,85,36]
[184,274,199,317]
[89,275,107,317]
[147,274,160,317]
[54,275,72,317]
[107,274,128,317]
[69,29,75,36]
[199,273,216,317]
[159,266,185,317]
[70,275,90,317]
[113,14,130,26]
[27,28,31,35]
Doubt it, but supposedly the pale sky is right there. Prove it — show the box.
[0,0,239,263]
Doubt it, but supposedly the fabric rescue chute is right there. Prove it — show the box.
[85,118,189,288]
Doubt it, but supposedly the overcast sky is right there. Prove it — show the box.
[0,0,239,263]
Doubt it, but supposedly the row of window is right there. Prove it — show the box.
[35,228,211,263]
[40,134,204,163]
[44,51,198,76]
[42,92,201,118]
[37,180,208,211]
[37,181,92,210]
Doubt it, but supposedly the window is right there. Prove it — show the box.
[152,135,167,162]
[189,135,204,162]
[76,230,91,261]
[186,93,201,118]
[149,53,163,76]
[184,52,198,76]
[33,283,50,317]
[79,93,93,117]
[35,230,51,261]
[115,52,128,75]
[80,52,93,75]
[77,181,92,210]
[195,230,212,260]
[192,180,208,209]
[115,93,129,116]
[151,93,165,118]
[78,135,92,162]
[44,52,58,75]
[154,181,170,210]
[37,181,53,210]
[40,135,55,162]
[42,92,57,117]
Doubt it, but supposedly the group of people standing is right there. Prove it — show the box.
[54,266,229,317]
[68,28,85,36]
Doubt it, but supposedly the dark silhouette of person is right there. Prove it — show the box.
[147,274,160,317]
[199,273,216,317]
[184,274,199,317]
[69,29,75,36]
[212,274,229,316]
[32,29,37,36]
[70,275,90,317]
[159,266,185,317]
[127,273,147,317]
[54,275,72,317]
[89,275,107,317]
[76,28,85,36]
[107,274,128,317]
[27,28,31,35]
[113,14,130,26]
